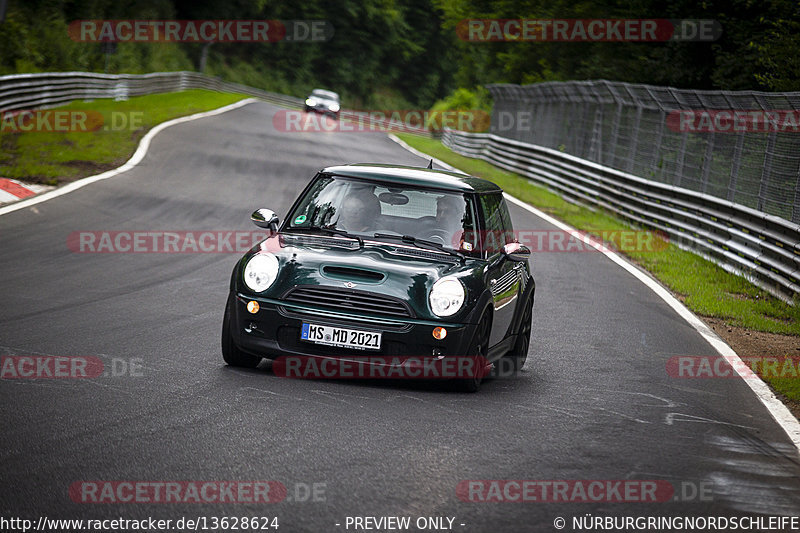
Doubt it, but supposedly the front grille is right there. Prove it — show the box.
[278,306,410,331]
[282,234,359,249]
[388,247,459,263]
[282,285,414,318]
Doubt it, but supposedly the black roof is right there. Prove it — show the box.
[319,163,503,193]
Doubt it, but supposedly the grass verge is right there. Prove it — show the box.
[397,133,800,405]
[0,90,249,185]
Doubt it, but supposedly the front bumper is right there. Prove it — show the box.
[305,105,338,116]
[231,293,478,361]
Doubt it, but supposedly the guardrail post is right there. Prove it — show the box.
[589,106,604,164]
[627,106,643,174]
[113,78,128,101]
[674,129,689,187]
[728,132,745,202]
[651,109,666,180]
[608,103,623,168]
[700,132,716,194]
[758,131,777,212]
[576,100,591,158]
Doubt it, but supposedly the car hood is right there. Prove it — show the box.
[240,234,486,321]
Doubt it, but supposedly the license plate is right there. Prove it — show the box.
[300,323,382,351]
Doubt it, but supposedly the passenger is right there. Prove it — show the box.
[435,195,464,230]
[429,195,466,247]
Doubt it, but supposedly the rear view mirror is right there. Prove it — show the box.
[251,208,279,233]
[503,242,531,262]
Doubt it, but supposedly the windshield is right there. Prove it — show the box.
[286,176,477,253]
[310,90,339,101]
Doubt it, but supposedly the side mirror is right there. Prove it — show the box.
[503,242,531,262]
[251,208,280,233]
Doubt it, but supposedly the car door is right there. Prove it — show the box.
[479,193,522,347]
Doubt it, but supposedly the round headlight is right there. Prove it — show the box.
[243,253,279,292]
[429,277,465,317]
[330,103,340,112]
[305,98,316,106]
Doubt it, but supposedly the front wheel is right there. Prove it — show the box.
[505,297,532,373]
[455,314,491,392]
[221,294,262,368]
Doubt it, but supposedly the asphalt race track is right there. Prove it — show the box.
[1,101,799,532]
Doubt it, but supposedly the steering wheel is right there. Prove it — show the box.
[423,229,455,247]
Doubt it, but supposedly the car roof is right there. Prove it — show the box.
[319,163,503,193]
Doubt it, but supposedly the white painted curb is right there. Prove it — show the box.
[0,98,258,217]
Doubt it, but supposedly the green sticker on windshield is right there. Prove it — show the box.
[294,215,307,225]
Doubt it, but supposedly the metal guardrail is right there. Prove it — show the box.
[0,70,430,135]
[443,129,800,302]
[0,71,303,111]
[488,81,800,225]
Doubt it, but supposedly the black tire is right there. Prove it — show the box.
[456,314,491,392]
[221,294,261,368]
[505,297,532,373]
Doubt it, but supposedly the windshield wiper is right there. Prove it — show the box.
[373,232,465,263]
[297,225,363,248]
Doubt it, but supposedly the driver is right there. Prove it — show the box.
[337,193,380,233]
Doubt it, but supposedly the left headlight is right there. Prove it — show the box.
[243,253,279,292]
[429,276,465,317]
[329,103,340,112]
[305,98,316,106]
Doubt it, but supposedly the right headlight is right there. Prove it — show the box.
[243,253,279,292]
[429,276,465,317]
[305,98,316,106]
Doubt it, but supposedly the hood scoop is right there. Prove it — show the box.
[322,265,386,283]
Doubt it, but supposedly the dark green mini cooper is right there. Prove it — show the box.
[222,164,534,391]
